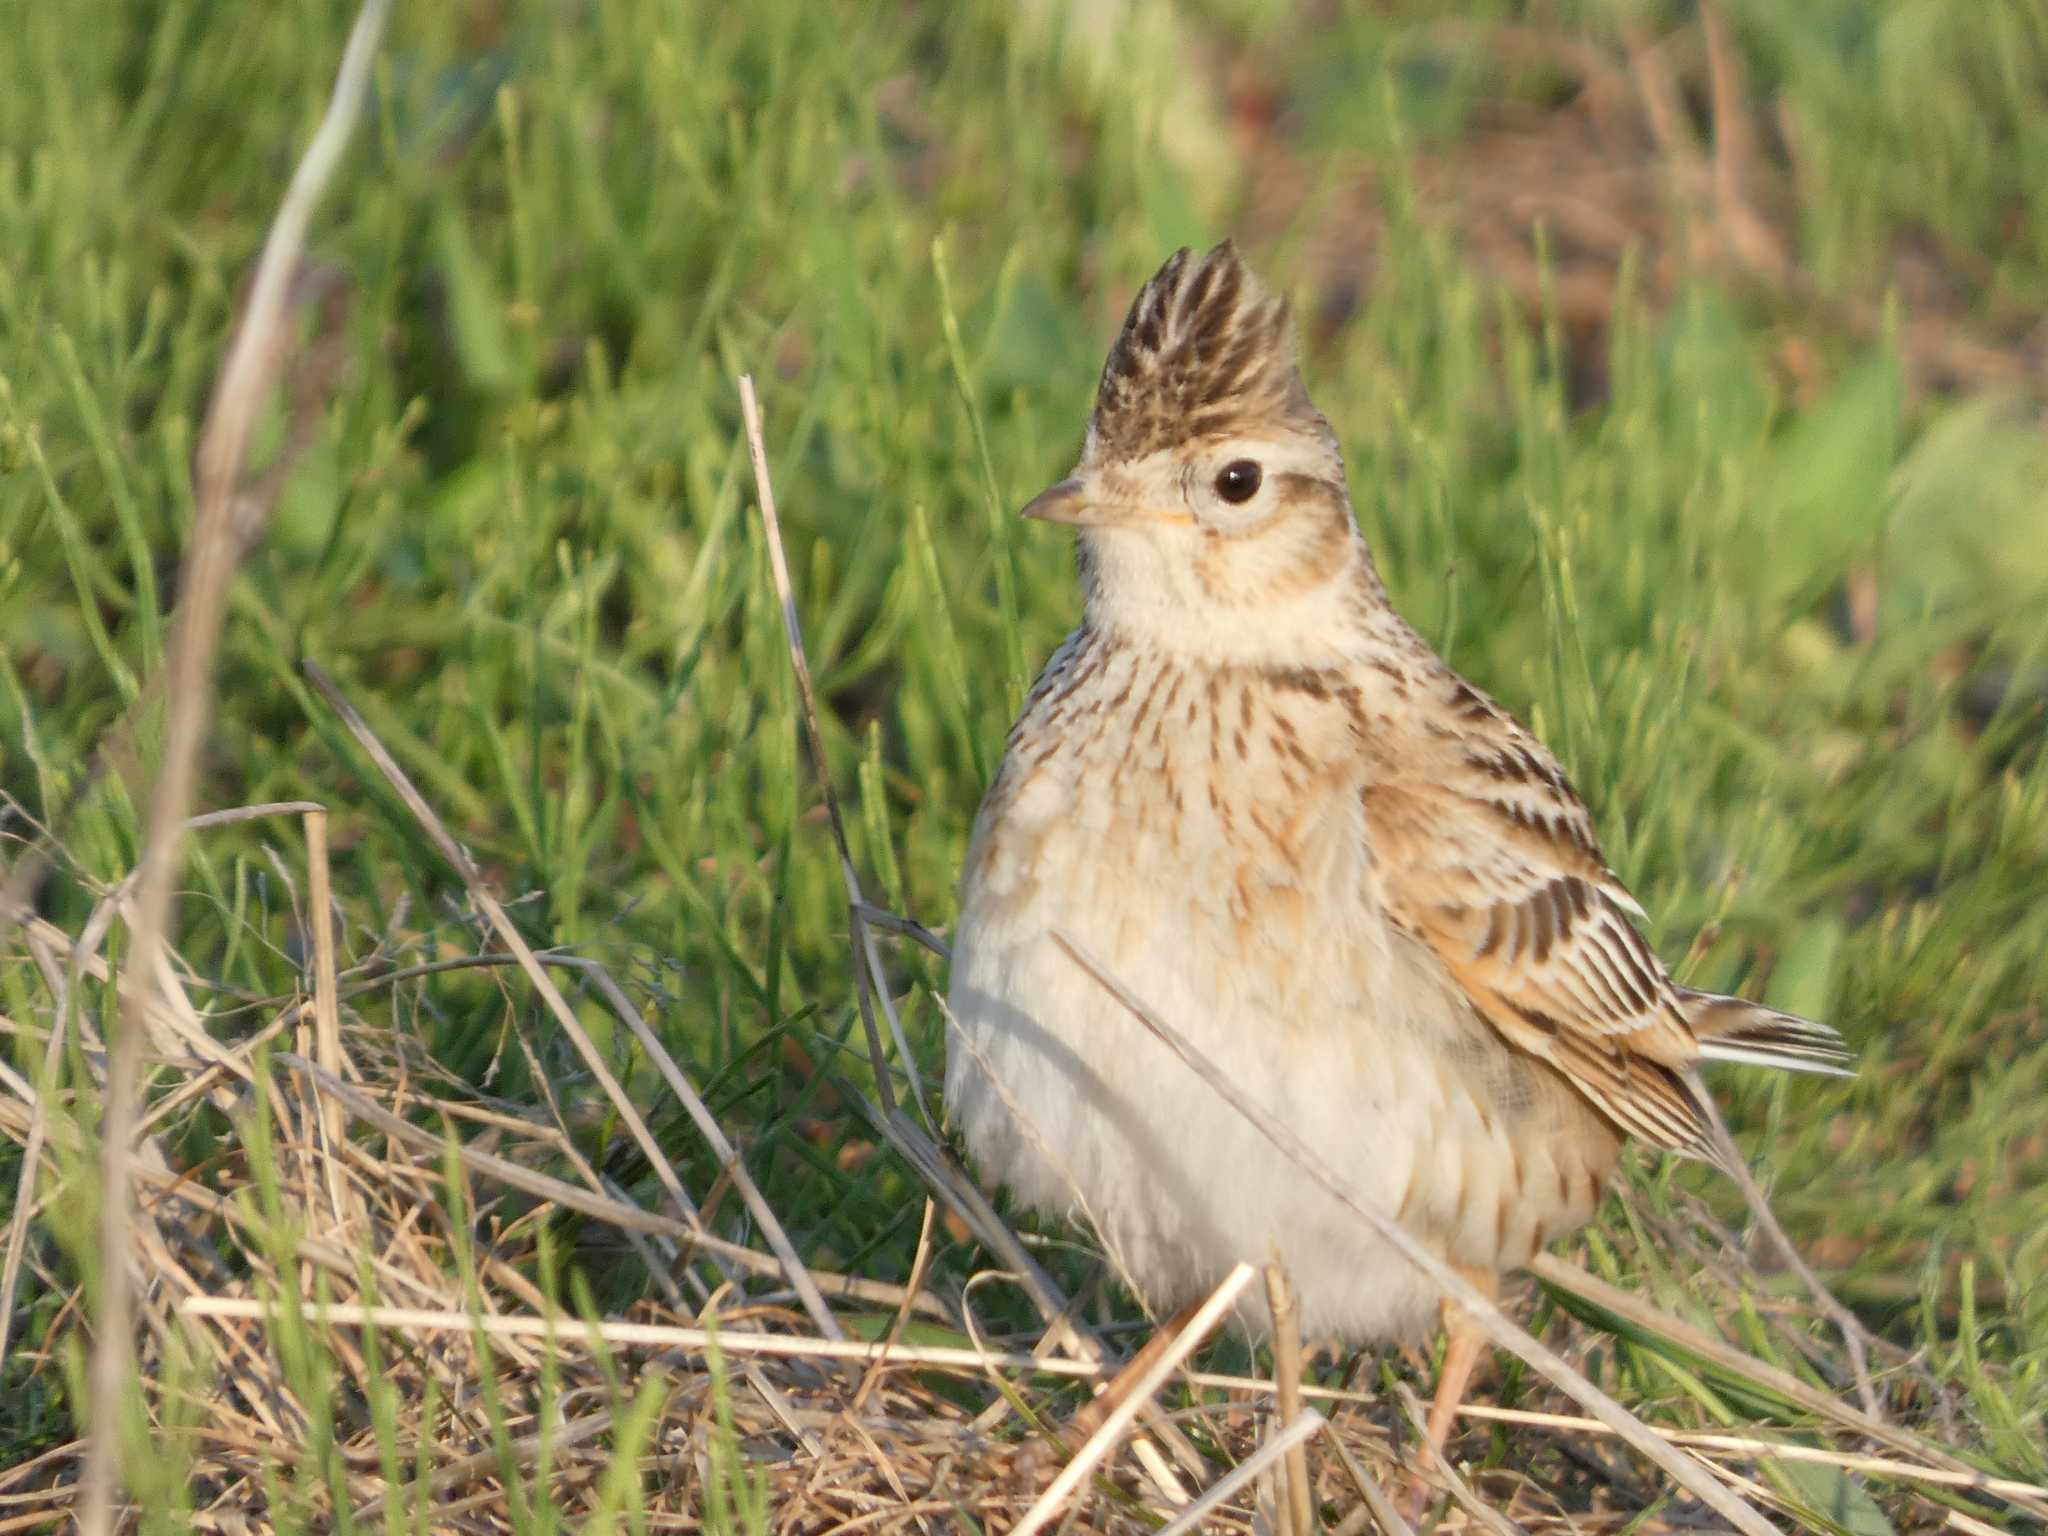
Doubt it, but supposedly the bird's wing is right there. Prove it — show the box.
[1365,677,1718,1161]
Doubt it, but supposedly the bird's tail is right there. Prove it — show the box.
[1678,988,1854,1077]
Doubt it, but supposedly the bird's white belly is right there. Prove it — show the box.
[944,652,1590,1342]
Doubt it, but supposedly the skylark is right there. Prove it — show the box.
[945,241,1850,1458]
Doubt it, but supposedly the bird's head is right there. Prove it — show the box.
[1023,242,1379,665]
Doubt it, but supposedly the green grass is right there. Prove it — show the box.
[3,0,2046,1523]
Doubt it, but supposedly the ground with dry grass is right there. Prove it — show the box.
[3,0,2046,1531]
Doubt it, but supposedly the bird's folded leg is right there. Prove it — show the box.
[1404,1266,1500,1518]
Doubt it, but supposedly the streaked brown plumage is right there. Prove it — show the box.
[945,241,1850,1467]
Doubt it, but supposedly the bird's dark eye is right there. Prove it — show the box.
[1214,459,1263,504]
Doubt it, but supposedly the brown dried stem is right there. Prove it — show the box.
[736,372,933,1131]
[1011,1264,1256,1536]
[75,6,391,1532]
[1156,1411,1328,1536]
[1265,1263,1316,1536]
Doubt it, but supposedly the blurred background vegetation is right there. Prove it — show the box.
[2,0,2044,1498]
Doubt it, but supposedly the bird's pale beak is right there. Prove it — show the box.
[1018,477,1192,528]
[1018,478,1092,524]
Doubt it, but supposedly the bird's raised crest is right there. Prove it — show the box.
[1089,241,1324,461]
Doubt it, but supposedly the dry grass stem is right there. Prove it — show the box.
[1265,1263,1316,1536]
[737,371,932,1130]
[0,935,72,1368]
[1011,1262,1257,1536]
[179,1295,1103,1378]
[853,1198,941,1414]
[1323,1425,1418,1536]
[1392,1382,1521,1536]
[74,6,391,1532]
[1454,1405,2048,1502]
[1157,1411,1329,1536]
[301,807,349,1224]
[545,953,845,1337]
[851,902,952,960]
[1693,1080,1884,1417]
[278,1053,726,1249]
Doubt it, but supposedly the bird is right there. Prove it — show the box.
[943,240,1851,1467]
